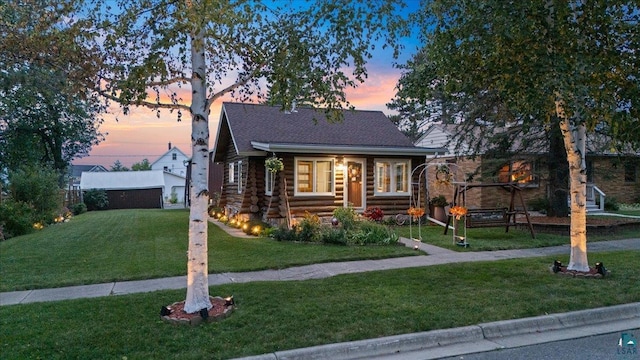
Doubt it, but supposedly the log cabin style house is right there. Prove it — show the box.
[212,102,446,225]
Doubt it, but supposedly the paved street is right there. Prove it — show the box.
[440,328,639,360]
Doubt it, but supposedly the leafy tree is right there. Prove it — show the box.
[83,189,109,211]
[131,159,152,171]
[0,1,101,93]
[110,160,129,172]
[88,0,405,313]
[8,165,62,224]
[0,66,105,180]
[402,1,639,271]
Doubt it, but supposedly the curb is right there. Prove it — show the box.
[232,302,640,360]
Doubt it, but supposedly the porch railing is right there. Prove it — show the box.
[587,184,606,212]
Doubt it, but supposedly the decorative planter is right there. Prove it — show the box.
[430,205,448,223]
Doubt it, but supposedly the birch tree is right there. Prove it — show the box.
[400,0,639,271]
[88,0,405,313]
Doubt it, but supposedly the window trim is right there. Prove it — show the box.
[265,166,275,195]
[374,158,411,196]
[294,157,335,196]
[229,163,235,183]
[237,160,243,194]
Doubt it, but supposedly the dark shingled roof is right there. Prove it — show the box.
[215,102,424,156]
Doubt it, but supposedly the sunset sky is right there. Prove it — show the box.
[74,4,423,168]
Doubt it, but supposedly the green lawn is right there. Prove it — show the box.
[1,251,638,359]
[2,209,638,359]
[394,218,640,251]
[0,209,416,292]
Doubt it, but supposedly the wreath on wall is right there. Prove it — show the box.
[435,164,453,186]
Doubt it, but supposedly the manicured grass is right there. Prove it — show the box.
[394,221,640,252]
[1,251,638,359]
[0,209,416,292]
[616,209,640,216]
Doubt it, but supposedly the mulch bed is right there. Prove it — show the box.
[161,296,234,326]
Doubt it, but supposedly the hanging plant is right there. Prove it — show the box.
[265,156,284,173]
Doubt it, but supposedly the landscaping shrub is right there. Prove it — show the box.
[295,212,323,242]
[527,197,549,213]
[70,203,87,215]
[604,196,620,211]
[8,165,61,223]
[241,219,269,236]
[208,205,223,217]
[83,189,109,211]
[332,206,358,231]
[347,221,397,245]
[320,227,347,245]
[270,226,299,242]
[363,206,384,222]
[0,199,34,239]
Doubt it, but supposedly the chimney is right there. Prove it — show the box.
[168,142,172,150]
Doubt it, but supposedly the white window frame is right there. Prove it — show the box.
[237,160,243,193]
[294,157,335,196]
[374,159,411,196]
[265,167,275,195]
[229,163,235,183]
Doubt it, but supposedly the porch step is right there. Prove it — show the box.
[586,201,603,213]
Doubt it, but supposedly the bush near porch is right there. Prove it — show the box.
[269,207,399,246]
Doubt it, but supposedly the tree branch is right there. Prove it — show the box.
[98,89,190,112]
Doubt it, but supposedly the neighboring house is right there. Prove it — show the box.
[163,171,187,204]
[151,143,189,176]
[416,124,640,210]
[68,164,108,188]
[211,102,445,224]
[80,170,186,209]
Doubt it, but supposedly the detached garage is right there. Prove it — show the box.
[80,171,165,209]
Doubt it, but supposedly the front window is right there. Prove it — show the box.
[498,161,536,185]
[172,153,177,160]
[375,159,410,195]
[294,158,334,196]
[265,167,274,195]
[229,163,235,183]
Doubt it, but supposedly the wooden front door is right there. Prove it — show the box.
[346,160,364,209]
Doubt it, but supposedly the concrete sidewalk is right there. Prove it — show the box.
[2,238,639,306]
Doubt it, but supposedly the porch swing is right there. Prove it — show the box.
[443,182,536,239]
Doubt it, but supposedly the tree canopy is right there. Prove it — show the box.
[396,0,639,271]
[0,65,105,178]
[0,1,105,178]
[399,1,639,155]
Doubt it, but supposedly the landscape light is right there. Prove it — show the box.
[552,260,562,273]
[199,308,209,320]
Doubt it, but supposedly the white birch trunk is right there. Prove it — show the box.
[184,28,212,314]
[556,98,589,272]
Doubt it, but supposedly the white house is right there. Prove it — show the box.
[151,143,189,176]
